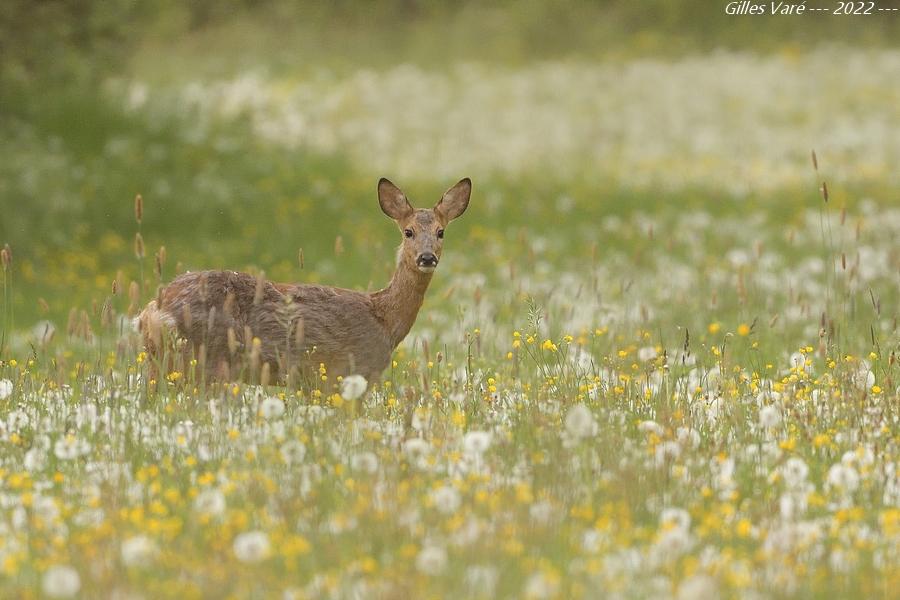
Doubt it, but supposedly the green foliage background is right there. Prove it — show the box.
[2,0,899,333]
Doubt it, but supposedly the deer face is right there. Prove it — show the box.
[378,178,471,274]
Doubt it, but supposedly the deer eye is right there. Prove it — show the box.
[437,229,444,239]
[404,229,414,239]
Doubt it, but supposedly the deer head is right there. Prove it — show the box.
[378,178,471,274]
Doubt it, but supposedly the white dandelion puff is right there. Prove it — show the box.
[42,565,81,598]
[280,440,307,465]
[340,375,368,400]
[259,396,286,420]
[432,485,462,515]
[416,545,447,576]
[194,488,227,517]
[121,535,159,567]
[463,431,492,455]
[564,403,597,440]
[350,451,379,474]
[233,530,271,563]
[758,405,782,429]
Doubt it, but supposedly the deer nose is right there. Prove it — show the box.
[417,252,438,267]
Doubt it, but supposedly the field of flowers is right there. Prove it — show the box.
[1,25,899,600]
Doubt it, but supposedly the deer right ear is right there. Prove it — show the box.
[378,178,413,221]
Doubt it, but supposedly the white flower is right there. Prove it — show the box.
[259,396,285,420]
[233,530,271,563]
[463,431,492,455]
[638,420,664,436]
[350,451,379,474]
[8,408,29,430]
[340,375,368,400]
[529,501,553,524]
[654,441,681,467]
[637,346,658,361]
[24,448,47,472]
[53,435,90,460]
[42,565,81,598]
[660,507,691,532]
[0,379,12,400]
[121,535,158,567]
[826,463,860,494]
[432,485,461,515]
[780,457,809,489]
[564,403,597,439]
[403,438,431,459]
[194,488,226,517]
[415,545,447,575]
[280,440,306,465]
[758,405,782,429]
[676,427,700,448]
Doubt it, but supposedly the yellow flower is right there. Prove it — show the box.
[708,322,721,335]
[737,323,751,336]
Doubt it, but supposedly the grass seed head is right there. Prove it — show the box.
[134,233,145,259]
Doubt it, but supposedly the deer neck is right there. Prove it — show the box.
[372,261,433,348]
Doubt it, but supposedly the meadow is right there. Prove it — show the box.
[1,3,899,598]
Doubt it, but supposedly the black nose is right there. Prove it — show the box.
[417,253,438,267]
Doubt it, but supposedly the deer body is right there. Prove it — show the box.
[138,178,471,384]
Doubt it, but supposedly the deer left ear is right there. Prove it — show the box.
[435,178,471,222]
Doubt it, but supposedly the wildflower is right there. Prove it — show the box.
[758,405,782,429]
[416,545,448,575]
[826,463,860,494]
[341,374,368,400]
[280,440,306,465]
[259,396,285,420]
[462,431,492,455]
[233,530,271,563]
[121,535,158,567]
[638,420,664,436]
[194,488,227,517]
[736,323,751,336]
[53,435,90,460]
[403,438,431,470]
[637,346,657,361]
[42,565,80,598]
[0,379,12,400]
[432,485,462,515]
[780,457,809,489]
[350,451,379,474]
[654,441,681,467]
[660,507,691,532]
[564,404,597,440]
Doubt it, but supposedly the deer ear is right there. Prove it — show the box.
[435,178,471,222]
[378,178,413,221]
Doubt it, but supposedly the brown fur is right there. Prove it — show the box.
[137,178,471,385]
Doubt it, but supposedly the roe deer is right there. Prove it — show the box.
[138,177,471,385]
